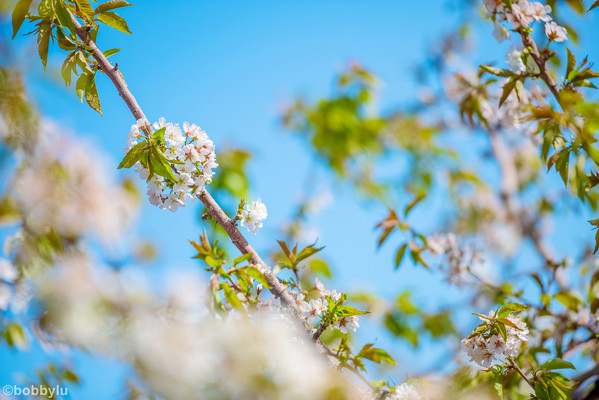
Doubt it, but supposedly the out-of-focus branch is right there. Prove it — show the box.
[488,129,519,215]
[69,15,300,316]
[487,128,557,266]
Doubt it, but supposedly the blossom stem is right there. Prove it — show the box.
[312,320,329,341]
[509,358,534,389]
[519,31,561,106]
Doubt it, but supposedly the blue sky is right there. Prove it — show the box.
[1,0,599,398]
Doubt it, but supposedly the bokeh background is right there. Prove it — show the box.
[1,0,599,398]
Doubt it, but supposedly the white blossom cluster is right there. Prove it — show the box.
[13,122,137,242]
[239,198,268,234]
[484,0,567,74]
[427,233,485,286]
[126,118,218,212]
[444,69,546,134]
[462,311,529,368]
[298,278,360,334]
[37,258,356,400]
[388,383,422,400]
[485,0,567,43]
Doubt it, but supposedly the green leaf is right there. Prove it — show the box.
[480,64,515,77]
[12,0,33,39]
[394,243,407,269]
[94,0,133,14]
[538,359,577,371]
[497,303,530,318]
[535,381,550,400]
[499,77,518,107]
[74,0,95,21]
[149,150,177,182]
[573,69,599,81]
[151,127,166,142]
[38,26,51,71]
[5,323,26,349]
[103,48,122,57]
[84,74,103,116]
[547,148,566,172]
[309,258,332,278]
[338,305,369,316]
[75,73,88,102]
[118,141,146,169]
[358,344,397,365]
[62,370,80,383]
[276,240,292,259]
[233,253,252,266]
[96,11,132,34]
[554,292,581,311]
[56,27,77,50]
[573,79,597,89]
[555,148,570,187]
[53,0,76,34]
[404,194,425,216]
[297,243,324,262]
[210,286,226,315]
[61,51,76,86]
[245,267,272,289]
[222,285,244,310]
[496,317,522,330]
[497,321,508,342]
[566,48,576,79]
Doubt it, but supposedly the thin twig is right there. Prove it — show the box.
[520,31,562,107]
[312,320,329,341]
[509,358,534,389]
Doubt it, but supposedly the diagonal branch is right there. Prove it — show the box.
[520,31,561,106]
[69,15,300,315]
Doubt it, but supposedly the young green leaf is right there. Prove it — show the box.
[222,285,244,310]
[538,359,577,371]
[566,48,576,79]
[499,77,518,107]
[11,0,33,39]
[118,141,146,169]
[357,344,397,365]
[394,243,407,269]
[297,243,324,262]
[480,64,515,77]
[245,267,272,289]
[74,0,96,21]
[61,52,76,86]
[75,73,88,102]
[338,305,369,316]
[37,27,51,71]
[96,11,132,34]
[497,303,530,318]
[84,74,103,116]
[103,48,122,57]
[149,150,177,182]
[53,0,76,34]
[233,253,252,266]
[94,0,133,14]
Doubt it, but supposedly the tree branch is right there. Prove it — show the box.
[520,31,561,106]
[509,358,534,389]
[69,14,300,316]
